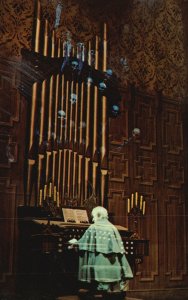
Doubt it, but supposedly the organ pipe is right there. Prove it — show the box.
[25,1,111,209]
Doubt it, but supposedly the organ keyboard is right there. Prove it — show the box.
[17,206,149,264]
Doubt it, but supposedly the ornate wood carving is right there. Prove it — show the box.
[109,151,129,182]
[164,193,186,281]
[163,160,184,188]
[134,94,157,151]
[162,107,183,155]
[134,150,157,185]
[109,86,188,288]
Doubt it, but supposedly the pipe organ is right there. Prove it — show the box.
[23,1,115,210]
[16,2,149,297]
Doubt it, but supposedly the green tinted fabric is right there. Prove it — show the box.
[78,252,133,282]
[77,219,133,284]
[77,219,126,254]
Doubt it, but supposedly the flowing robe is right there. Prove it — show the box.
[76,219,133,291]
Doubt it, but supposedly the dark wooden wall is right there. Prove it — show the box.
[108,86,188,290]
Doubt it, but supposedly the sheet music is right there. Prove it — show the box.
[62,208,89,224]
[74,209,89,224]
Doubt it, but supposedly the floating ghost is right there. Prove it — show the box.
[120,57,129,71]
[58,110,66,118]
[70,93,77,104]
[99,81,107,91]
[71,60,79,71]
[87,76,93,84]
[110,104,120,117]
[106,69,113,77]
[54,3,63,29]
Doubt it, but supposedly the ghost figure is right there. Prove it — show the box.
[68,206,133,295]
[111,104,120,117]
[105,69,113,78]
[120,58,129,71]
[58,110,66,118]
[87,76,93,84]
[61,40,72,71]
[6,145,15,163]
[63,37,72,57]
[132,128,141,137]
[75,44,84,73]
[70,93,77,104]
[54,3,63,29]
[99,81,107,91]
[71,60,79,71]
[77,43,85,60]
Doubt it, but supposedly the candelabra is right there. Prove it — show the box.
[127,192,146,239]
[38,182,61,217]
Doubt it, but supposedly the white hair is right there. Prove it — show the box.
[91,206,108,222]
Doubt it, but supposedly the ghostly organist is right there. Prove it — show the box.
[68,206,133,298]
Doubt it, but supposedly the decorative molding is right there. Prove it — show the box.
[162,108,183,155]
[109,152,129,182]
[134,153,157,185]
[163,160,184,188]
[108,189,128,227]
[132,193,159,282]
[164,197,187,280]
[134,95,156,151]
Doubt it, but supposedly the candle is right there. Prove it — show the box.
[143,201,146,215]
[127,198,130,213]
[39,189,42,206]
[135,192,138,206]
[54,186,57,202]
[57,192,60,207]
[140,195,143,210]
[44,185,47,200]
[49,182,52,197]
[131,193,134,208]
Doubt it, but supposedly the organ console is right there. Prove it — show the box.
[17,206,149,277]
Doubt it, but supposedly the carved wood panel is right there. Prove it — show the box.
[109,151,129,182]
[134,149,157,185]
[108,189,128,228]
[162,107,183,155]
[164,193,186,281]
[108,87,188,288]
